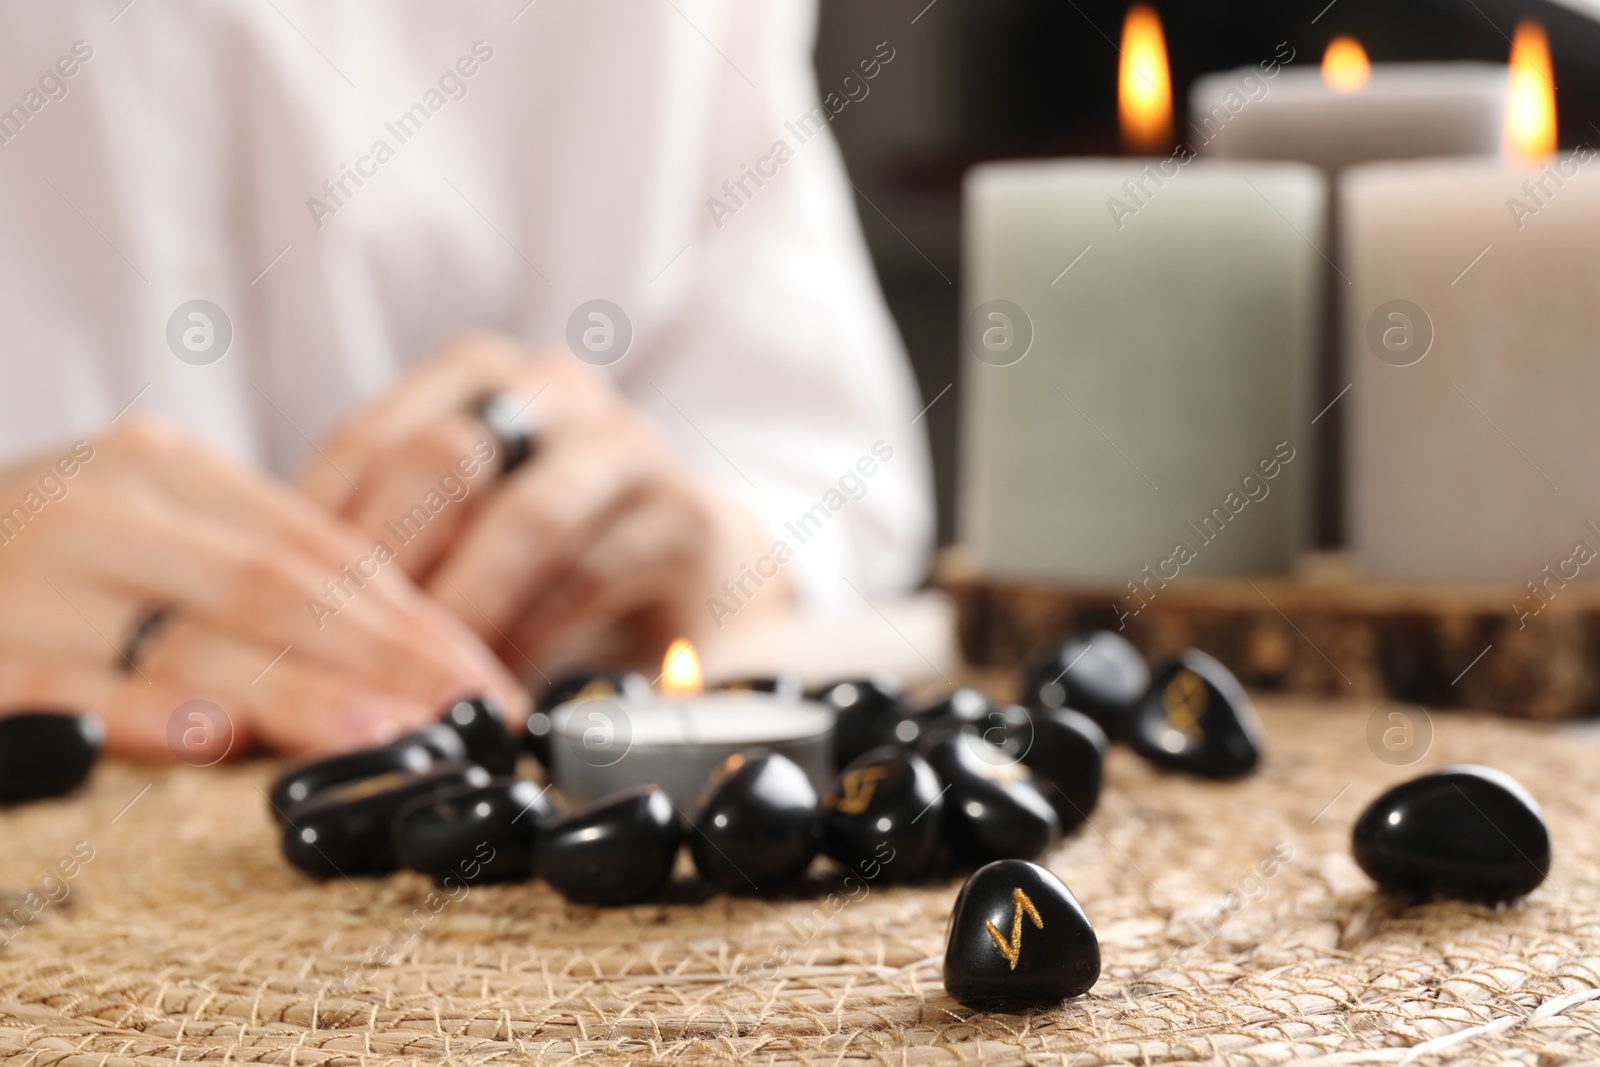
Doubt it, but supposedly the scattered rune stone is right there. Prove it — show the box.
[1352,764,1550,904]
[944,858,1100,1009]
[820,745,943,881]
[1125,650,1264,778]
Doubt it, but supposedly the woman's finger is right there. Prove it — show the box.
[507,491,710,667]
[0,582,508,761]
[106,419,369,571]
[300,334,532,513]
[142,619,440,756]
[341,416,498,579]
[0,568,145,670]
[427,428,652,640]
[0,655,234,762]
[96,420,508,677]
[0,577,431,755]
[36,478,516,721]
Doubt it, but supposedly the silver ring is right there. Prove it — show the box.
[472,392,538,476]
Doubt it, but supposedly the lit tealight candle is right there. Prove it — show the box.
[547,640,834,811]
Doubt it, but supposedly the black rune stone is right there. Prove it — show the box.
[438,696,518,775]
[1125,650,1263,778]
[268,738,438,823]
[281,763,489,878]
[820,746,943,882]
[877,688,989,752]
[691,750,821,893]
[943,858,1100,1010]
[808,676,906,770]
[1352,765,1550,904]
[0,711,102,803]
[535,785,681,905]
[409,723,469,761]
[393,777,556,884]
[1020,631,1148,741]
[923,728,1060,865]
[1011,707,1107,833]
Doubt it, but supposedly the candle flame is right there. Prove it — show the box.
[1504,19,1557,162]
[661,638,703,696]
[1118,4,1172,151]
[1321,36,1371,93]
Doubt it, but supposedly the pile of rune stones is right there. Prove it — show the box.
[0,631,1554,1011]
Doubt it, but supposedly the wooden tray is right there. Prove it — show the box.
[938,549,1600,720]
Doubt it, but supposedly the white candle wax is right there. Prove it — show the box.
[960,159,1323,582]
[1191,64,1505,171]
[548,691,834,811]
[1344,153,1600,584]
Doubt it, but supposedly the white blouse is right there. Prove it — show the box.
[0,0,934,604]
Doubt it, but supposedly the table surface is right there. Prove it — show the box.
[0,698,1597,1066]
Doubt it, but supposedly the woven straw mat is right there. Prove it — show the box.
[0,697,1597,1066]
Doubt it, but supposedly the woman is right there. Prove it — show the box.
[0,1,933,758]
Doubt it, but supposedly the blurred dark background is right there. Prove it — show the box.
[813,0,1600,550]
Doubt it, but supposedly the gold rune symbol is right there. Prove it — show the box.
[1161,669,1208,742]
[985,887,1044,970]
[835,766,889,814]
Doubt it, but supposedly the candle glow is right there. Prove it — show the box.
[1321,36,1371,93]
[1118,4,1172,151]
[661,638,703,696]
[1504,19,1557,162]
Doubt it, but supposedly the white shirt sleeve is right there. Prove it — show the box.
[617,0,935,607]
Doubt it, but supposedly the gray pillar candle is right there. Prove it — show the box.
[960,160,1323,584]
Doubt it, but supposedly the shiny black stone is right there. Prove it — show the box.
[1021,631,1148,741]
[393,777,556,884]
[923,728,1060,865]
[0,711,102,802]
[527,669,650,766]
[712,675,804,700]
[691,750,821,893]
[820,746,943,882]
[943,859,1100,1009]
[281,763,488,878]
[1125,650,1263,778]
[877,688,990,752]
[1010,708,1107,833]
[535,785,681,904]
[438,696,518,775]
[267,736,439,823]
[974,703,1034,763]
[808,675,906,770]
[410,723,470,761]
[523,713,554,768]
[1352,765,1550,904]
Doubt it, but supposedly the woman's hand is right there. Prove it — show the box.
[300,333,787,677]
[0,418,524,759]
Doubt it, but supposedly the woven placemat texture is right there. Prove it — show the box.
[0,699,1597,1066]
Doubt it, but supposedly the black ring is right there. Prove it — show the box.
[117,606,173,674]
[472,392,538,476]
